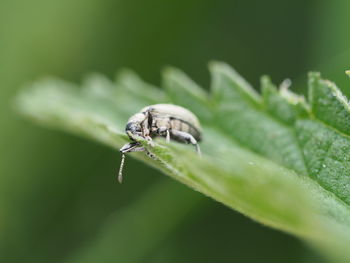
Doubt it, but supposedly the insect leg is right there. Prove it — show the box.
[138,110,155,146]
[157,127,171,143]
[170,130,201,155]
[166,130,170,143]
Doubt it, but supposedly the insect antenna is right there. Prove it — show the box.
[118,153,126,183]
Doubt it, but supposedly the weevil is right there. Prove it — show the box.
[118,104,202,183]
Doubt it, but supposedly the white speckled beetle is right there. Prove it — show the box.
[118,104,202,183]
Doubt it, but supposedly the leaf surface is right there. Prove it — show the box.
[15,62,350,262]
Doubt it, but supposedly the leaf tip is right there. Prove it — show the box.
[161,66,182,80]
[260,75,271,83]
[208,60,237,75]
[308,71,321,83]
[345,70,350,77]
[260,75,277,97]
[207,60,223,69]
[116,68,138,82]
[260,75,275,89]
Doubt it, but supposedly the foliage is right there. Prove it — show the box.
[15,62,350,263]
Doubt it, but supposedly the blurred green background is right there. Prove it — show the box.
[1,0,349,262]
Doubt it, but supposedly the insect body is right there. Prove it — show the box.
[118,104,202,183]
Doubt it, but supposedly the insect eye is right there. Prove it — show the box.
[133,126,142,133]
[126,122,141,133]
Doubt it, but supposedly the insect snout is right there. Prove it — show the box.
[120,142,140,153]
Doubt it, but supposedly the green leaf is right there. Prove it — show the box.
[309,72,350,135]
[15,62,350,262]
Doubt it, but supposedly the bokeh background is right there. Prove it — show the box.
[1,1,349,262]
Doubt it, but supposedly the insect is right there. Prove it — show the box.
[118,104,202,183]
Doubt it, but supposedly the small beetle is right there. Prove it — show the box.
[118,104,202,183]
